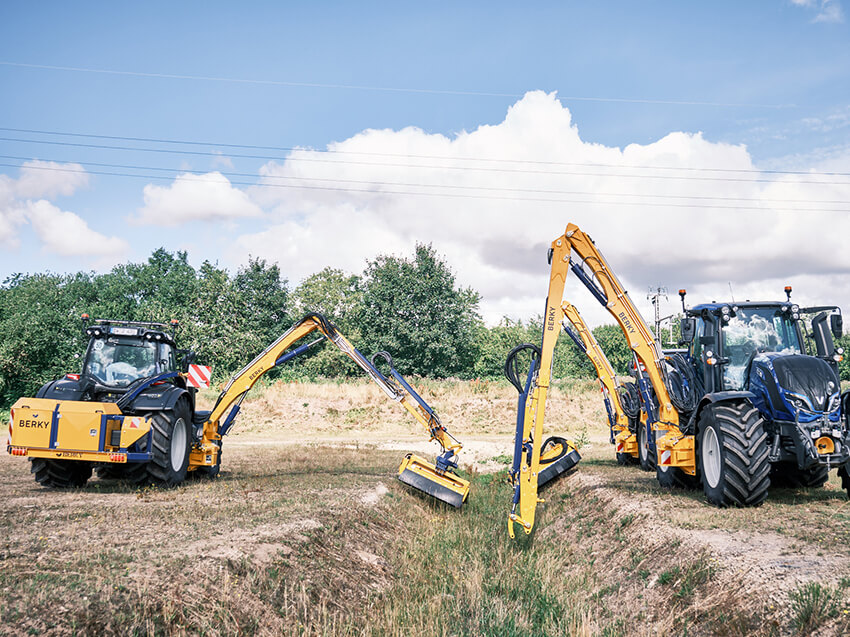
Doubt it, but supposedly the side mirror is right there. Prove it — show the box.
[831,313,843,339]
[680,318,696,344]
[178,349,197,373]
[812,312,836,359]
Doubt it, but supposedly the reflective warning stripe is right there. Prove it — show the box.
[660,449,672,465]
[187,365,212,388]
[616,442,624,452]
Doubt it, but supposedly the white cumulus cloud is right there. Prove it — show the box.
[791,0,845,23]
[238,91,850,326]
[0,161,122,262]
[134,172,263,226]
[26,199,128,258]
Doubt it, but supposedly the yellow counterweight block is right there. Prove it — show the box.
[397,453,470,508]
[9,398,151,462]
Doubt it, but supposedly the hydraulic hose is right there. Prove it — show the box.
[665,353,702,414]
[617,381,641,419]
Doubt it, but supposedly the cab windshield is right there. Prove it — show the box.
[83,337,158,387]
[722,307,802,390]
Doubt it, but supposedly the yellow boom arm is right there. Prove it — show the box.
[202,313,461,452]
[194,313,469,506]
[561,302,628,429]
[555,224,693,470]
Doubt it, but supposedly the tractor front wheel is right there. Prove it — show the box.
[31,459,92,488]
[699,401,770,507]
[638,423,656,472]
[145,403,191,486]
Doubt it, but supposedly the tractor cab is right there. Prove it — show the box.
[82,321,179,390]
[680,297,848,472]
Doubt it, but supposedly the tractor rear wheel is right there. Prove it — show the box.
[839,464,849,498]
[31,459,92,488]
[699,401,770,507]
[656,463,699,489]
[616,452,637,466]
[638,423,656,472]
[145,403,191,486]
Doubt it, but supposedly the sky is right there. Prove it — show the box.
[1,1,850,328]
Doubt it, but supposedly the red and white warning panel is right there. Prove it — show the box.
[187,364,212,388]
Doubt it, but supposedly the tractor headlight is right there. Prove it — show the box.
[787,391,813,412]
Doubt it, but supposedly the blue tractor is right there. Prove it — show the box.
[677,289,850,504]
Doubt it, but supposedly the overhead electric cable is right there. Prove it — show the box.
[3,136,850,185]
[3,161,847,213]
[1,126,843,177]
[0,61,794,108]
[2,154,848,207]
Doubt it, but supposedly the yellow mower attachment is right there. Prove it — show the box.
[397,452,470,508]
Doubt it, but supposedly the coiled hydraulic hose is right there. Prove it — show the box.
[665,353,702,414]
[617,381,641,419]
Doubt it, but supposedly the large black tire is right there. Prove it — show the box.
[770,462,829,488]
[31,459,92,488]
[656,462,699,489]
[638,422,656,472]
[616,452,638,466]
[145,403,191,486]
[839,464,849,498]
[698,401,770,507]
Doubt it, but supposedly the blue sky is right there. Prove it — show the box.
[1,1,849,324]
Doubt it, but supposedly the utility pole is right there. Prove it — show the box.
[647,286,669,344]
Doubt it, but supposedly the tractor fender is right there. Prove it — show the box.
[35,377,85,401]
[685,391,757,433]
[125,384,192,415]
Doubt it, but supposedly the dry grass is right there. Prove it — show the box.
[1,379,849,635]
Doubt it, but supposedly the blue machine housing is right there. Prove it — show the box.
[683,301,850,471]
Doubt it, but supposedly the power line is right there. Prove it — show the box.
[3,161,848,213]
[2,126,846,177]
[3,154,848,208]
[0,61,795,108]
[3,136,850,185]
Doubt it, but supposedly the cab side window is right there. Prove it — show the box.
[159,344,177,373]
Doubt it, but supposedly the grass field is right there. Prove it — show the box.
[2,380,849,635]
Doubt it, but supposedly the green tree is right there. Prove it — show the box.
[358,244,481,377]
[291,267,361,329]
[472,318,538,379]
[0,272,96,406]
[591,324,633,376]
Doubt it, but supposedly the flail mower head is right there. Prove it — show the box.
[397,451,470,508]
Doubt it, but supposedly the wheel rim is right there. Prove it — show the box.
[170,418,187,472]
[639,425,648,463]
[702,426,722,488]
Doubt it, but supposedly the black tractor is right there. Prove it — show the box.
[676,292,850,505]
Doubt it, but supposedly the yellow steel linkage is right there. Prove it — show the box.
[557,223,694,473]
[507,241,582,537]
[561,302,638,461]
[195,313,469,507]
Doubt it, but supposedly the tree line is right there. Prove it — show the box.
[0,245,640,408]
